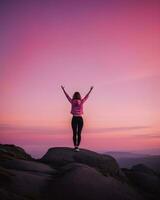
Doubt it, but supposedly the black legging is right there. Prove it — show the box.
[71,116,83,146]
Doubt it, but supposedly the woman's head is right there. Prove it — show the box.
[72,92,81,100]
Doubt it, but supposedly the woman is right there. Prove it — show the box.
[61,85,93,151]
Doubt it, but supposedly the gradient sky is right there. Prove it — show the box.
[1,0,160,158]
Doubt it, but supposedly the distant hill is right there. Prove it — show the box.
[105,151,160,174]
[117,155,160,173]
[105,151,149,159]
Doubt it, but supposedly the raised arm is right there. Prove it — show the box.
[82,86,94,103]
[61,85,72,103]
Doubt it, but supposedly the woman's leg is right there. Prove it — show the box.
[77,117,83,146]
[71,116,78,146]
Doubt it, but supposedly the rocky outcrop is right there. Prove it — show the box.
[123,164,160,200]
[0,144,56,200]
[0,159,56,174]
[45,162,142,200]
[0,144,33,161]
[131,164,156,175]
[1,144,159,200]
[40,147,122,177]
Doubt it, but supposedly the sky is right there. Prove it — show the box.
[0,0,160,158]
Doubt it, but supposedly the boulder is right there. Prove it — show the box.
[40,147,121,177]
[124,164,160,196]
[131,164,156,175]
[0,144,33,161]
[0,159,56,174]
[45,162,143,200]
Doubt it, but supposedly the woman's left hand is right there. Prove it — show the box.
[61,85,65,90]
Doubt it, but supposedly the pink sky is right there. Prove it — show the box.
[1,0,160,158]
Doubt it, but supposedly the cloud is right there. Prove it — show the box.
[0,124,67,134]
[86,126,150,133]
[132,132,160,139]
[0,123,150,135]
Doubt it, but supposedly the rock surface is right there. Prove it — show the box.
[0,144,159,200]
[0,144,33,160]
[0,159,56,174]
[123,164,160,199]
[40,147,121,177]
[45,162,142,200]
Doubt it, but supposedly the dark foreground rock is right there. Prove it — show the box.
[0,144,159,200]
[45,162,142,200]
[123,164,160,200]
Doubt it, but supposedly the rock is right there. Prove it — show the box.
[131,164,156,175]
[0,188,28,200]
[45,162,143,200]
[0,144,33,161]
[1,144,159,200]
[0,159,57,174]
[8,169,52,199]
[40,147,121,177]
[0,166,14,186]
[0,144,57,199]
[124,164,160,197]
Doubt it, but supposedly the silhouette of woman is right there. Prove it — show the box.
[61,86,93,151]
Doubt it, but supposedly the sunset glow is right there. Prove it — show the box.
[1,0,160,157]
